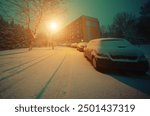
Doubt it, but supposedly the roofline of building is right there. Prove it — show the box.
[80,15,99,20]
[63,15,99,29]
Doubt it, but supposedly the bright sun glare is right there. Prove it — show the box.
[48,21,59,32]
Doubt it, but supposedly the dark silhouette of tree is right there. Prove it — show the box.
[0,15,31,50]
[108,12,138,43]
[100,25,110,38]
[0,16,9,50]
[0,0,66,50]
[138,0,150,43]
[0,16,9,29]
[140,0,150,15]
[111,12,136,37]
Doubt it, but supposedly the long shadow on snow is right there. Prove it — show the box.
[103,70,150,97]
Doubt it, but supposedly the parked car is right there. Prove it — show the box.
[77,42,87,52]
[84,38,149,73]
[71,43,78,48]
[61,43,67,47]
[66,43,71,47]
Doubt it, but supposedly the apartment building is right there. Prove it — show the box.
[59,15,101,43]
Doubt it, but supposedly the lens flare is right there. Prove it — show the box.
[48,21,59,32]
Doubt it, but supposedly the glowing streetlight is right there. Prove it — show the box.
[48,21,59,33]
[47,21,59,50]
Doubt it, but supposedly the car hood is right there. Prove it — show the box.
[100,46,143,56]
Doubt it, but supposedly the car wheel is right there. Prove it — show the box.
[92,57,98,70]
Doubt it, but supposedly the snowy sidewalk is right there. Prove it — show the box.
[0,48,28,56]
[0,47,51,56]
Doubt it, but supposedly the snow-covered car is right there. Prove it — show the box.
[71,43,78,48]
[66,43,71,47]
[77,42,87,52]
[84,38,149,73]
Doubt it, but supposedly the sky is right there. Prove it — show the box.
[0,0,149,29]
[64,0,149,26]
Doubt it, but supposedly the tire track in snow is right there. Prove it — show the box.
[2,54,48,72]
[35,54,66,99]
[0,54,52,82]
[0,51,27,56]
[0,51,46,67]
[0,53,58,94]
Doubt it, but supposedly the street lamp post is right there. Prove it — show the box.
[48,21,59,50]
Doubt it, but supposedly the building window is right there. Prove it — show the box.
[86,21,97,27]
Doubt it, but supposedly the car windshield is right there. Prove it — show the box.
[101,39,131,48]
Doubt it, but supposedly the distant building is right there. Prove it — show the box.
[59,15,101,43]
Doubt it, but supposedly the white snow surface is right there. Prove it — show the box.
[0,47,150,99]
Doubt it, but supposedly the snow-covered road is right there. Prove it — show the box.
[0,47,150,99]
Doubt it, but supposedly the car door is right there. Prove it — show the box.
[88,42,95,60]
[86,42,92,59]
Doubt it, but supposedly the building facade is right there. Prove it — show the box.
[59,15,101,43]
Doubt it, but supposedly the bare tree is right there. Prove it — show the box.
[100,25,110,38]
[0,0,66,50]
[138,0,150,43]
[111,12,136,37]
[108,12,138,43]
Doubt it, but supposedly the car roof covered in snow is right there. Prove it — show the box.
[93,38,126,41]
